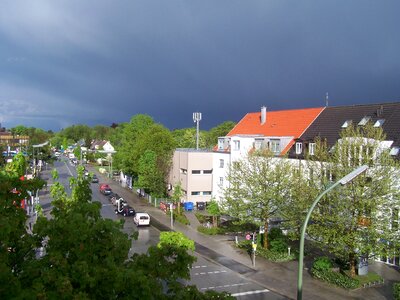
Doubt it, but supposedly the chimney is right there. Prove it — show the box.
[261,106,267,125]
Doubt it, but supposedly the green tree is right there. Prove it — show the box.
[136,150,165,197]
[171,182,184,215]
[5,152,27,177]
[305,124,400,277]
[172,128,207,148]
[222,150,292,249]
[207,199,221,228]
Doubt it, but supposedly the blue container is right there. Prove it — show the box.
[183,202,194,211]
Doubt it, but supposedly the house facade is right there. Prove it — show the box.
[168,148,214,204]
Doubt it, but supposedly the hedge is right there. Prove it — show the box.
[394,282,400,300]
[311,268,359,289]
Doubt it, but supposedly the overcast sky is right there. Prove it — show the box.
[1,1,399,131]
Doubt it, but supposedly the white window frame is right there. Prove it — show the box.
[309,143,315,156]
[219,177,223,185]
[233,140,240,151]
[270,139,280,154]
[219,159,224,168]
[295,142,302,154]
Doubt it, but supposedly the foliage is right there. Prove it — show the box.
[311,268,359,289]
[0,165,231,299]
[312,256,333,271]
[222,151,292,248]
[171,182,184,214]
[197,226,221,235]
[207,199,221,227]
[136,150,165,197]
[195,212,208,224]
[5,152,27,177]
[269,238,287,253]
[204,121,236,148]
[172,128,207,148]
[173,211,190,225]
[158,232,195,252]
[393,282,400,300]
[236,240,295,262]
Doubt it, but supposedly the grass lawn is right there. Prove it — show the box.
[343,270,383,287]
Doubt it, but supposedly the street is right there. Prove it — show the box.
[41,157,287,299]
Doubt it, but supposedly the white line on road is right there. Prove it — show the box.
[200,282,250,290]
[231,289,270,297]
[192,265,207,269]
[102,204,113,207]
[64,161,74,177]
[193,270,227,276]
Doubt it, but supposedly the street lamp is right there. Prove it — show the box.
[297,165,368,300]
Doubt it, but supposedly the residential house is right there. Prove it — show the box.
[212,106,325,201]
[288,102,400,159]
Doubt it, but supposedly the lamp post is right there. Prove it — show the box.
[297,165,368,300]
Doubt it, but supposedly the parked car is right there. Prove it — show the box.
[99,184,112,195]
[115,203,135,217]
[134,212,150,226]
[91,174,99,183]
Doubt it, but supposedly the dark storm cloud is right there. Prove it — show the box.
[0,0,399,131]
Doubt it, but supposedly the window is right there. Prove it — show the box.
[309,143,315,156]
[233,140,240,151]
[254,139,263,150]
[295,142,302,154]
[191,191,200,196]
[341,120,352,128]
[270,139,280,154]
[373,119,385,127]
[218,138,224,150]
[203,170,212,174]
[219,177,223,185]
[192,170,201,174]
[219,159,224,168]
[202,191,212,195]
[358,116,371,126]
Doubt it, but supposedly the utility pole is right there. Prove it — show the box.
[193,112,202,150]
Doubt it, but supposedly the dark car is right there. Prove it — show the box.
[115,204,136,217]
[91,174,99,183]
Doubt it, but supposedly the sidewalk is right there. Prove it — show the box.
[89,166,399,300]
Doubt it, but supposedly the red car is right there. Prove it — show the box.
[99,184,112,195]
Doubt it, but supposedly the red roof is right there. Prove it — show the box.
[227,107,324,138]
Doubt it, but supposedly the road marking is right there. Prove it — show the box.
[64,161,74,176]
[192,265,207,269]
[231,289,270,297]
[201,282,250,290]
[102,204,113,207]
[193,270,227,276]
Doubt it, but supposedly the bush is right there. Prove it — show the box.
[394,282,400,300]
[313,256,333,272]
[268,228,285,241]
[311,268,359,289]
[174,212,190,225]
[257,246,296,262]
[195,212,208,224]
[197,225,221,235]
[269,238,287,253]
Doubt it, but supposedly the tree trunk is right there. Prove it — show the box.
[263,220,269,249]
[349,252,356,277]
[212,216,217,227]
[177,202,180,215]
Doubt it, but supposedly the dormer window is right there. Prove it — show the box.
[358,116,371,126]
[390,147,399,156]
[373,119,385,127]
[295,142,302,155]
[218,138,224,150]
[342,120,352,128]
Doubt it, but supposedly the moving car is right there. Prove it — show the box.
[133,212,150,226]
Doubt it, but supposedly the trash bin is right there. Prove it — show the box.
[183,202,194,211]
[197,202,205,211]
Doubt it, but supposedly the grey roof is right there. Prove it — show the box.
[289,102,400,157]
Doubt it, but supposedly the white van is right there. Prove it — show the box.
[133,213,150,226]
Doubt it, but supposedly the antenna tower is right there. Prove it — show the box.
[193,112,202,150]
